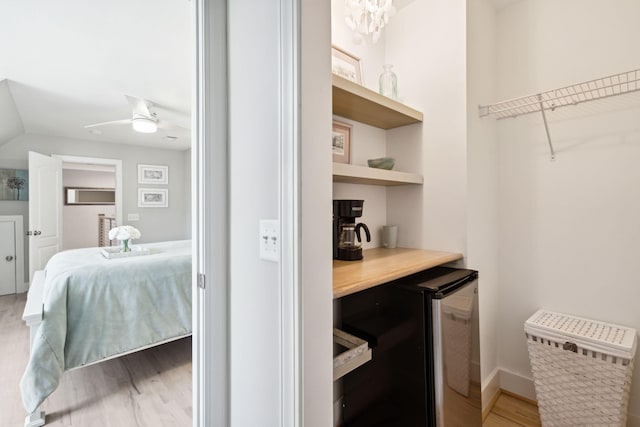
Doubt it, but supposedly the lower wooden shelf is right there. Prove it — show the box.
[333,328,372,381]
[333,163,423,186]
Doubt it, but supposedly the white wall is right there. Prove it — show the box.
[0,133,190,277]
[227,0,283,424]
[330,0,386,92]
[385,0,468,254]
[466,0,500,396]
[62,169,116,250]
[493,0,640,418]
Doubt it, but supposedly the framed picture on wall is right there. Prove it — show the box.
[331,46,362,84]
[137,164,168,185]
[138,188,168,208]
[0,169,28,201]
[332,120,352,164]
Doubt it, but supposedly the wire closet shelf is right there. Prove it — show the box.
[478,68,640,159]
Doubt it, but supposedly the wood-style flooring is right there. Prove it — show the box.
[2,292,540,427]
[0,293,192,427]
[484,392,541,427]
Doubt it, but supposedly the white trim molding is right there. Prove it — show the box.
[498,368,536,401]
[278,0,301,425]
[193,0,229,426]
[52,155,123,227]
[481,367,501,413]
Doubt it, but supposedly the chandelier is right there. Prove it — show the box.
[344,0,396,44]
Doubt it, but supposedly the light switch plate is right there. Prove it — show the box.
[127,213,140,221]
[259,219,280,262]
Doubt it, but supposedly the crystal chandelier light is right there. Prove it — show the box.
[344,0,396,44]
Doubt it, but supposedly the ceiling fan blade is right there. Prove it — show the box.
[84,118,132,129]
[125,94,152,118]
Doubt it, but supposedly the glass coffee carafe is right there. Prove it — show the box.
[337,222,371,261]
[338,223,360,251]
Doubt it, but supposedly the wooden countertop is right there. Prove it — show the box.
[333,247,463,299]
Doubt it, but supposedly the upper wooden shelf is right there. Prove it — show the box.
[332,75,423,129]
[333,247,463,299]
[333,163,423,186]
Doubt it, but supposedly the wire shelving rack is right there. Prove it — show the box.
[478,69,640,159]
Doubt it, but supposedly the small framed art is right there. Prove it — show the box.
[138,188,169,208]
[138,164,169,185]
[0,169,28,201]
[331,46,362,84]
[332,120,352,164]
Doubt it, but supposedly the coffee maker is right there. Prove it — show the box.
[333,199,371,261]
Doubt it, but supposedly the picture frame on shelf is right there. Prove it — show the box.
[332,120,352,164]
[137,164,168,185]
[138,188,168,208]
[331,46,362,85]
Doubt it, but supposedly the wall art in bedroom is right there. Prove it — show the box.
[138,188,168,208]
[138,164,169,185]
[0,169,28,201]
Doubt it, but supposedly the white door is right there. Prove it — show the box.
[0,221,16,295]
[28,151,63,280]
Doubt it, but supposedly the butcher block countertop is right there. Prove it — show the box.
[333,247,463,299]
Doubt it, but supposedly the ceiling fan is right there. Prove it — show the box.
[84,95,184,134]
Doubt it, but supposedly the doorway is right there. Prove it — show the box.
[27,153,123,277]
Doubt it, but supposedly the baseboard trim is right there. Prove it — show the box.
[481,367,501,419]
[19,281,29,294]
[500,388,537,406]
[498,368,536,401]
[482,389,501,421]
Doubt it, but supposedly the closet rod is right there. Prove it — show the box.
[478,68,640,159]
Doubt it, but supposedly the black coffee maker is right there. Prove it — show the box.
[333,199,371,261]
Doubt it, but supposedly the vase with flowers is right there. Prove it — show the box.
[108,225,142,253]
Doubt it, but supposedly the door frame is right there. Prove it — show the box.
[193,0,301,425]
[52,155,123,227]
[193,0,229,425]
[0,215,25,293]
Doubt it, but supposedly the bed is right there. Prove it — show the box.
[20,240,192,427]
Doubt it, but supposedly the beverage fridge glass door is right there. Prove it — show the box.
[432,278,481,427]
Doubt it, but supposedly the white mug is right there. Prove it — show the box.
[382,225,398,249]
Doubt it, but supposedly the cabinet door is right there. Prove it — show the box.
[0,221,16,295]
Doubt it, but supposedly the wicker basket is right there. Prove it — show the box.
[525,310,637,427]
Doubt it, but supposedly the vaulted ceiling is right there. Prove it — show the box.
[0,0,192,150]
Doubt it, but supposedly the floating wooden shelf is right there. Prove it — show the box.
[333,163,423,186]
[332,75,423,129]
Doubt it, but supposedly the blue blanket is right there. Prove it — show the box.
[20,240,192,413]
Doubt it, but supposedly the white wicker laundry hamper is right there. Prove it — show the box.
[525,310,637,427]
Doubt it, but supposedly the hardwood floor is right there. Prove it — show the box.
[0,293,192,427]
[2,292,540,427]
[484,392,541,427]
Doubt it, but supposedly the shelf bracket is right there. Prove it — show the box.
[537,94,556,161]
